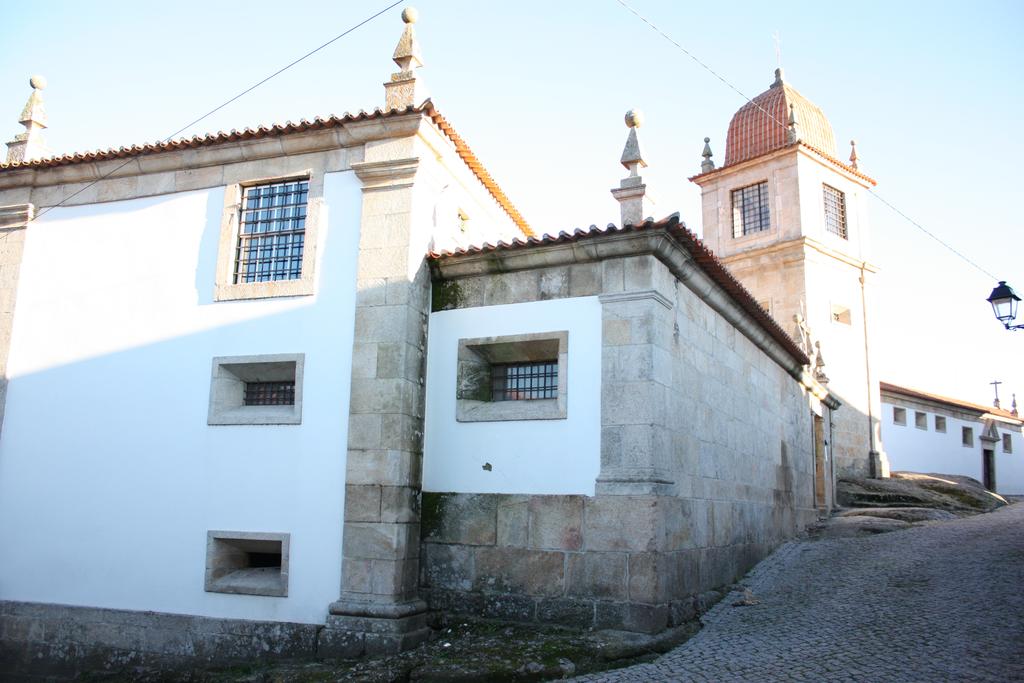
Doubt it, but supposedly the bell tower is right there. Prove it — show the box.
[691,68,889,479]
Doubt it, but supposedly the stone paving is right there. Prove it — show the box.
[576,503,1024,682]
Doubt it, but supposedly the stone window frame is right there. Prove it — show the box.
[455,331,568,422]
[962,426,974,447]
[935,415,947,433]
[208,353,304,425]
[893,406,906,426]
[204,531,290,597]
[914,411,928,430]
[822,183,848,239]
[1003,433,1013,454]
[214,170,324,301]
[731,180,771,238]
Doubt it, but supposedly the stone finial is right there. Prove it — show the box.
[6,75,50,164]
[786,102,800,144]
[1012,393,1018,417]
[814,340,829,384]
[849,139,859,169]
[611,109,652,226]
[619,109,646,173]
[701,137,715,173]
[384,7,428,110]
[771,67,785,88]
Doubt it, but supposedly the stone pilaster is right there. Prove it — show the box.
[0,204,32,434]
[596,261,677,496]
[322,155,431,657]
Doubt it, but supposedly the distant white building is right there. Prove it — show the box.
[880,382,1023,494]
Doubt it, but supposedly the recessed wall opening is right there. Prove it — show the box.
[205,531,290,597]
[208,353,304,425]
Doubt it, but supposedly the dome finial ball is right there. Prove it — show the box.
[625,109,644,129]
[401,7,418,23]
[29,75,46,90]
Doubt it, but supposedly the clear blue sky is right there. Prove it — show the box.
[3,0,1022,407]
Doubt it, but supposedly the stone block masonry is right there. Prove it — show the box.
[420,493,783,634]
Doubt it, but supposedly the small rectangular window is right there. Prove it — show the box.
[205,531,289,597]
[234,179,309,284]
[935,415,947,433]
[893,407,906,426]
[823,184,848,239]
[962,427,974,447]
[731,181,771,237]
[1003,433,1013,454]
[915,411,928,430]
[491,361,558,401]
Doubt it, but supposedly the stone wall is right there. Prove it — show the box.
[425,228,824,633]
[0,601,321,679]
[419,492,782,634]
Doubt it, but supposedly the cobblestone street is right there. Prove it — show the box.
[577,503,1024,682]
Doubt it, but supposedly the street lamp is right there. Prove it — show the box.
[987,281,1023,330]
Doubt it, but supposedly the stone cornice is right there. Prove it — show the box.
[720,236,879,274]
[352,157,420,190]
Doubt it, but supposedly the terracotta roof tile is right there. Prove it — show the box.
[726,81,835,166]
[0,100,533,237]
[429,214,809,366]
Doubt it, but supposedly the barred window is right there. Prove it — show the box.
[731,181,771,237]
[244,381,295,406]
[234,179,308,284]
[491,361,558,401]
[823,184,848,239]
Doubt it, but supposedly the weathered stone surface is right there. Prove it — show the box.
[474,547,565,596]
[528,496,583,550]
[496,496,529,546]
[535,597,594,627]
[421,543,474,591]
[837,472,1006,513]
[583,497,663,552]
[837,506,958,523]
[565,552,628,600]
[421,493,497,545]
[481,594,536,622]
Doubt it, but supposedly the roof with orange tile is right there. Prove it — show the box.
[429,213,811,367]
[0,100,533,238]
[880,381,1022,423]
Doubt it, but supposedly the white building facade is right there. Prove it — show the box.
[881,382,1023,495]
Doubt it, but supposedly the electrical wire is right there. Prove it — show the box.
[615,0,999,282]
[30,0,403,223]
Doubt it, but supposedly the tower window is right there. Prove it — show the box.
[731,181,771,237]
[823,184,848,239]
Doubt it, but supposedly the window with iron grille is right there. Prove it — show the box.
[491,361,558,401]
[731,181,771,237]
[244,381,295,406]
[823,184,848,239]
[234,179,308,284]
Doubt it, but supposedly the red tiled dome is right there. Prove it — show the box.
[725,69,836,166]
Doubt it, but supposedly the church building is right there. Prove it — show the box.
[0,10,876,675]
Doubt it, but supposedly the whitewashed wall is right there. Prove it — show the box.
[0,171,362,624]
[881,400,1024,495]
[423,297,602,495]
